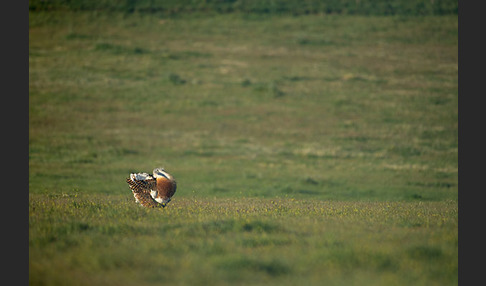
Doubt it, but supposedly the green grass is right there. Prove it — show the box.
[29,11,457,285]
[30,194,457,286]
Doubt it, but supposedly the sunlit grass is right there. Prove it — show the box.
[29,12,458,200]
[29,194,457,286]
[29,11,457,285]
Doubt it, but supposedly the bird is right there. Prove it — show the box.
[126,167,177,208]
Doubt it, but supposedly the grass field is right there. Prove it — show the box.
[29,11,458,285]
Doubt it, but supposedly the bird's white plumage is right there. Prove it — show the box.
[130,172,151,181]
[153,168,172,180]
[150,190,157,199]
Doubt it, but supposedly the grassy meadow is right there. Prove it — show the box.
[29,9,458,286]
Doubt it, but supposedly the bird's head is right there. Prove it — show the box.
[153,167,174,181]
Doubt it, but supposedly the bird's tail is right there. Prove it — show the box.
[129,172,151,181]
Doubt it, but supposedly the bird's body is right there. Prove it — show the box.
[126,167,177,208]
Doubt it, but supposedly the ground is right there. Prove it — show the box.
[29,11,458,285]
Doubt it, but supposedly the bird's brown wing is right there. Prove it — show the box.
[126,177,156,193]
[126,177,161,208]
[156,177,177,201]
